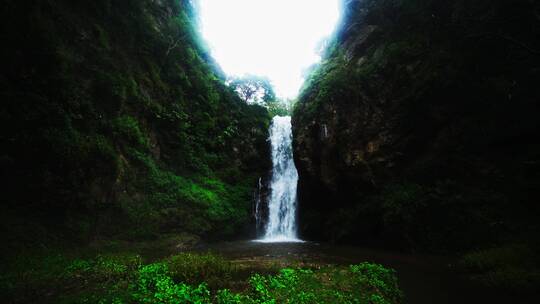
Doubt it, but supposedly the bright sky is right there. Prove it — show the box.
[198,0,341,99]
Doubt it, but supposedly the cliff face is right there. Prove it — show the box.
[0,0,270,243]
[293,0,540,251]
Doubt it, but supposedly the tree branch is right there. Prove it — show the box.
[165,35,185,57]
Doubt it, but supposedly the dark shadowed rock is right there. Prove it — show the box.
[292,0,540,252]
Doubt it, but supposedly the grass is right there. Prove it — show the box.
[0,244,402,304]
[459,244,540,293]
[166,253,236,289]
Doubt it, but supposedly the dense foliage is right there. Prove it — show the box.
[227,75,291,117]
[227,75,276,105]
[0,0,271,246]
[1,250,402,304]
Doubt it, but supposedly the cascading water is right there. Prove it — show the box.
[254,177,263,236]
[258,116,302,242]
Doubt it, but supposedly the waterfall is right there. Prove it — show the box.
[259,116,302,242]
[254,177,263,236]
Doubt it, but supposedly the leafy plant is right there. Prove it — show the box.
[246,263,402,304]
[166,253,236,288]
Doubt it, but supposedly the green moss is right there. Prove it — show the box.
[113,115,149,149]
[116,150,255,237]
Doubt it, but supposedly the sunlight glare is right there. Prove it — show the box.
[198,0,341,98]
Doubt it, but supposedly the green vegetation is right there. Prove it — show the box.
[226,75,292,117]
[266,100,293,117]
[166,253,235,289]
[292,0,540,297]
[2,0,538,302]
[247,263,402,304]
[1,0,271,246]
[294,0,540,241]
[1,250,402,304]
[459,244,540,293]
[227,75,276,105]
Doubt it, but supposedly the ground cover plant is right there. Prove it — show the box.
[0,250,402,304]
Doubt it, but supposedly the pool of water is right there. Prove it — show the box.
[192,240,519,304]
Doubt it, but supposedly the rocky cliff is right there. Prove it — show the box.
[293,0,540,251]
[1,0,271,245]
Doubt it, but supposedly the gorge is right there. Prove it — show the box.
[1,0,539,303]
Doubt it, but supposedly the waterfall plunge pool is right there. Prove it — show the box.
[193,240,518,304]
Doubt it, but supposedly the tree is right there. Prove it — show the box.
[227,75,276,105]
[267,98,293,116]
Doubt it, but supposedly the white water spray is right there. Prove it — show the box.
[254,177,263,235]
[259,116,302,242]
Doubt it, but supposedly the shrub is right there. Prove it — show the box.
[215,289,253,304]
[133,263,211,304]
[2,249,402,304]
[113,115,149,149]
[460,244,540,293]
[381,183,426,227]
[350,262,403,303]
[247,263,402,304]
[127,150,253,236]
[65,254,142,281]
[166,253,236,289]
